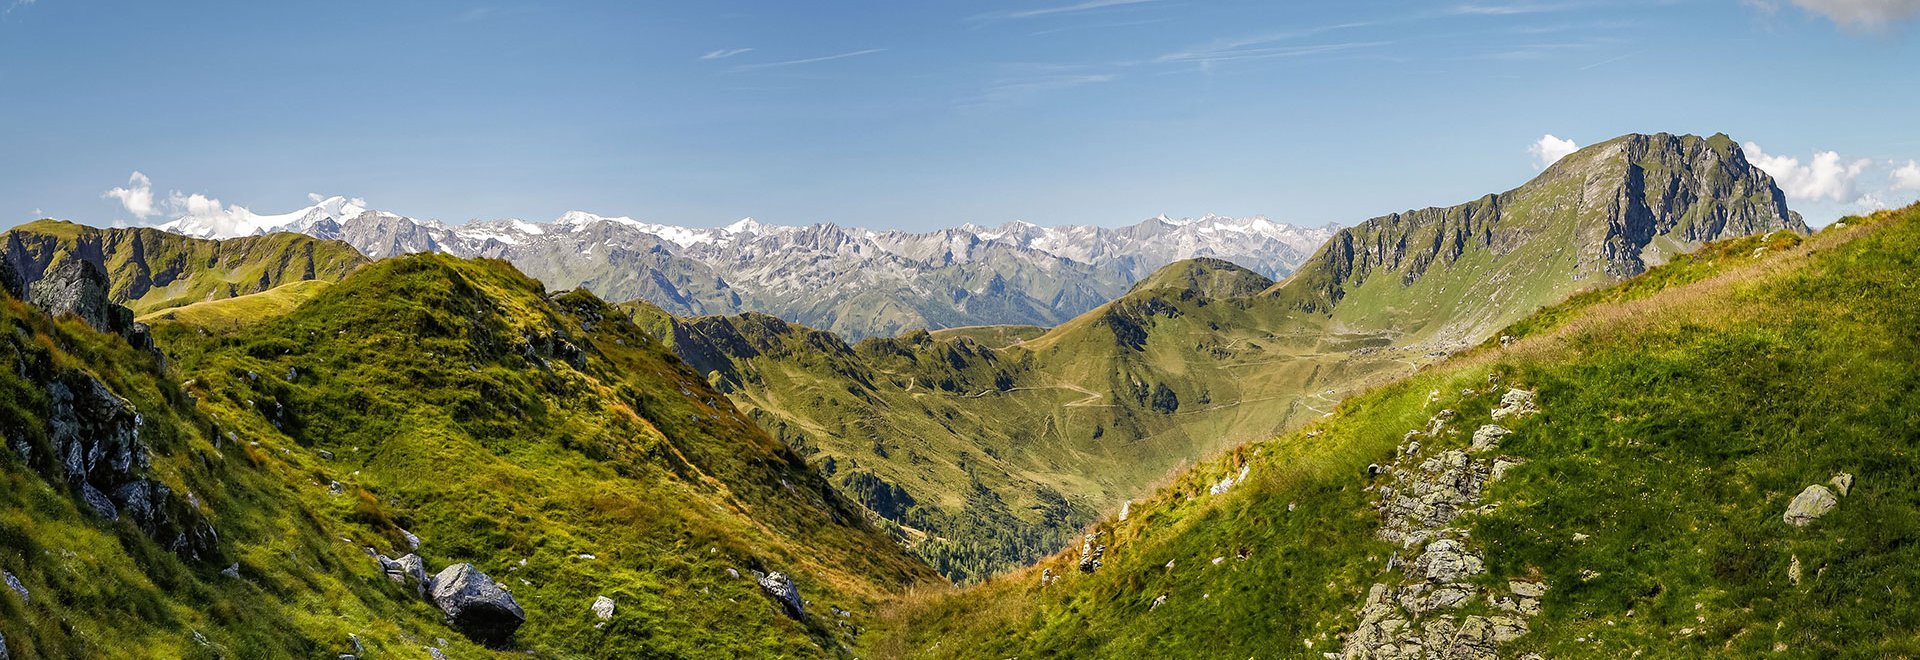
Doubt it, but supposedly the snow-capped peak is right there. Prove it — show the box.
[724,217,768,234]
[156,193,374,239]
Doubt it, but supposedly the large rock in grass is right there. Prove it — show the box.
[1783,484,1839,527]
[429,563,525,646]
[757,571,805,619]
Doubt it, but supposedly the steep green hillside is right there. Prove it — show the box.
[2,220,367,316]
[628,133,1803,584]
[0,252,938,658]
[871,204,1919,657]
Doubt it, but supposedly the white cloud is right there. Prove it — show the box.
[104,171,158,219]
[1784,0,1920,28]
[1892,160,1920,191]
[700,48,753,61]
[1528,134,1579,169]
[168,191,250,223]
[1743,142,1873,203]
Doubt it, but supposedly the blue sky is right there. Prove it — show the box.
[3,0,1918,231]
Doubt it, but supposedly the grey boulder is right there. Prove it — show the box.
[1784,484,1839,527]
[758,571,805,619]
[429,563,525,646]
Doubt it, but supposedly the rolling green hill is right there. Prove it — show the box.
[868,204,1918,657]
[0,252,938,658]
[2,220,368,316]
[622,133,1807,584]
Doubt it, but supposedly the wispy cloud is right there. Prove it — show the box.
[456,7,496,22]
[975,0,1161,21]
[701,48,755,61]
[1155,23,1380,65]
[1448,1,1588,15]
[961,72,1119,109]
[1028,17,1169,36]
[4,0,36,16]
[732,48,887,71]
[1579,52,1635,69]
[1749,0,1920,29]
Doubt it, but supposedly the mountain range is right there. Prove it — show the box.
[6,132,1895,660]
[157,203,1334,338]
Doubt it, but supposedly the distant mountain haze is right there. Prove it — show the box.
[151,204,1334,338]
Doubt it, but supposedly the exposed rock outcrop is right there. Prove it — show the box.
[23,258,151,349]
[1339,389,1547,659]
[1077,533,1106,573]
[757,571,805,620]
[429,563,525,646]
[3,570,24,602]
[29,372,217,560]
[380,553,429,597]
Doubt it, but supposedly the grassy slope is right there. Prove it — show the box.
[136,280,334,331]
[869,204,1920,657]
[2,220,367,315]
[926,325,1047,349]
[2,253,939,658]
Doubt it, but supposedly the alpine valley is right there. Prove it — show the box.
[5,133,1917,660]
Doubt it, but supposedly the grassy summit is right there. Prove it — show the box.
[868,204,1920,657]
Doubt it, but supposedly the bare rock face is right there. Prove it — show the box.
[429,563,525,646]
[757,571,805,620]
[1077,533,1106,573]
[21,257,152,349]
[27,258,123,333]
[36,372,217,560]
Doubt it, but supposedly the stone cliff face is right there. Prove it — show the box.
[1596,133,1806,277]
[1275,133,1806,316]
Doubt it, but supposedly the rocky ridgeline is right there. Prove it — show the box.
[2,257,216,562]
[1337,387,1546,660]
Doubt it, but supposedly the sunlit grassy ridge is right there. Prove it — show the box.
[2,252,940,658]
[136,279,334,331]
[2,221,366,316]
[870,204,1920,657]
